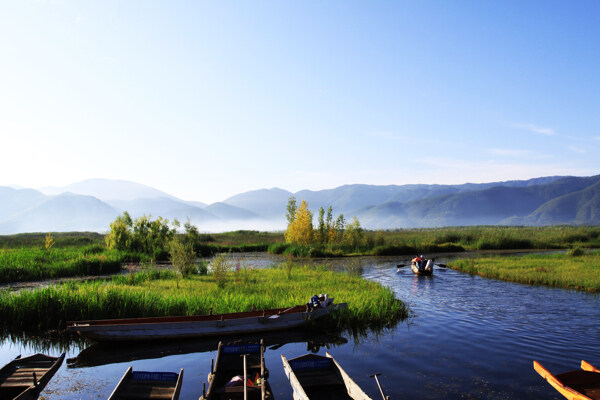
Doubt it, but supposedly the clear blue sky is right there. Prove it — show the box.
[1,1,599,203]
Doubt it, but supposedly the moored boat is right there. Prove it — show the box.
[0,352,65,400]
[534,360,600,400]
[200,341,272,400]
[67,296,346,342]
[281,352,373,400]
[108,366,183,400]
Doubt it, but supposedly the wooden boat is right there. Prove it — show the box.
[411,257,434,276]
[534,360,600,400]
[281,352,373,400]
[0,352,65,400]
[108,366,183,400]
[200,341,272,400]
[67,298,346,342]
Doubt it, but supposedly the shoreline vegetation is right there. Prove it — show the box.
[1,223,600,284]
[450,251,600,293]
[0,265,408,335]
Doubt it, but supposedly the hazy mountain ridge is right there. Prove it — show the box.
[0,175,599,234]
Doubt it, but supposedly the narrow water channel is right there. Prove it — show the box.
[1,254,598,399]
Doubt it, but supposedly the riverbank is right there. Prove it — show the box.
[449,251,600,292]
[0,265,408,334]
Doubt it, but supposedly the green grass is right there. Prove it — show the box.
[450,251,600,292]
[0,232,105,249]
[0,266,408,334]
[379,225,600,251]
[0,246,151,283]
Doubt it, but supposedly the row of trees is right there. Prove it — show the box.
[284,197,367,248]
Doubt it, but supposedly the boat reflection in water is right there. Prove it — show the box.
[67,329,348,369]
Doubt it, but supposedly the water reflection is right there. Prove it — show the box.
[67,330,348,368]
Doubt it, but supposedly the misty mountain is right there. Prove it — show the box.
[0,193,119,234]
[205,202,263,220]
[223,188,293,219]
[356,175,600,228]
[221,177,569,221]
[38,178,180,202]
[0,187,46,221]
[512,179,600,225]
[106,197,219,224]
[3,174,600,234]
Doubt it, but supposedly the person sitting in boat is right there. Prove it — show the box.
[412,255,424,270]
[308,294,327,309]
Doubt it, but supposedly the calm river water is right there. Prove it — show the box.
[1,253,599,399]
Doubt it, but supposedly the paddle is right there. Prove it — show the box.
[396,264,407,268]
[370,373,389,400]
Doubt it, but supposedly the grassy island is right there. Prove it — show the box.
[450,251,600,292]
[0,265,408,334]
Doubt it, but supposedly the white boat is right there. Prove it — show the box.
[281,352,373,400]
[67,298,346,342]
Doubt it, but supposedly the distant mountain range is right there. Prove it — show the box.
[1,175,600,234]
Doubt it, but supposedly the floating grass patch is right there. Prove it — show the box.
[450,252,600,292]
[0,266,409,334]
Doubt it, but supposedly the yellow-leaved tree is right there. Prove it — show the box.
[285,199,314,245]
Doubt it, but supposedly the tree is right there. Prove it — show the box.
[285,199,314,245]
[344,216,364,249]
[316,207,325,244]
[169,237,196,278]
[335,214,345,242]
[286,196,297,226]
[106,212,133,250]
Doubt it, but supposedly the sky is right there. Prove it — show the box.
[1,1,599,204]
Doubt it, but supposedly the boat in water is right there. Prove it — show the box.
[411,256,434,275]
[108,366,183,400]
[534,360,600,400]
[200,341,272,400]
[281,352,373,400]
[0,353,65,400]
[67,296,346,342]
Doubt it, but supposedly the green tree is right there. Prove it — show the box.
[105,211,133,250]
[335,214,345,243]
[344,216,364,249]
[286,196,297,226]
[316,207,325,244]
[169,237,196,278]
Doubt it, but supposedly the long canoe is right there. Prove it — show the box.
[108,366,183,400]
[534,360,600,400]
[67,300,346,342]
[0,353,65,400]
[281,352,373,400]
[200,341,272,400]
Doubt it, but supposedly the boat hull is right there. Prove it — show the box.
[411,263,433,275]
[534,360,600,400]
[108,366,183,400]
[0,353,65,400]
[68,303,346,342]
[281,352,372,400]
